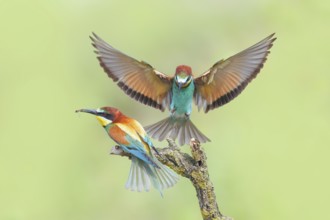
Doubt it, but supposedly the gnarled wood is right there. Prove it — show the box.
[155,139,232,220]
[112,138,233,220]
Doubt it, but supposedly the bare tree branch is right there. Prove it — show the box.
[155,138,232,220]
[112,138,233,220]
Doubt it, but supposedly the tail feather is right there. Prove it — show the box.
[183,121,191,146]
[158,119,172,141]
[125,161,134,190]
[153,159,179,190]
[189,120,209,143]
[145,116,210,146]
[137,163,148,192]
[126,158,151,192]
[125,157,178,195]
[187,122,195,144]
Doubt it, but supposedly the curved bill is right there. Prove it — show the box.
[75,108,99,115]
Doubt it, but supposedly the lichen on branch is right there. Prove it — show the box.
[112,138,233,220]
[155,138,232,220]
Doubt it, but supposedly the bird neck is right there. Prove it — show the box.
[173,80,194,90]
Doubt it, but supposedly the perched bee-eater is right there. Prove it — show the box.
[91,33,276,146]
[76,107,178,195]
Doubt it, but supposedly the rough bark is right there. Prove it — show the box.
[113,138,233,220]
[155,138,232,220]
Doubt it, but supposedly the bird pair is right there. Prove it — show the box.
[77,33,276,195]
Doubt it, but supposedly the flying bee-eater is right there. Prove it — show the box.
[90,33,276,146]
[76,107,178,195]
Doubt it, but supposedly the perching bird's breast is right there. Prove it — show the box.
[108,125,131,146]
[171,82,195,115]
[109,123,151,155]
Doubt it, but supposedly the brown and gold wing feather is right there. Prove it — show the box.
[91,33,173,111]
[194,33,276,113]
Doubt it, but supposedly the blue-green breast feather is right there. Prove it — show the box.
[170,82,195,115]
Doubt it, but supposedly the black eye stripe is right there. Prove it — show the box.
[184,76,192,83]
[105,113,113,120]
[98,112,111,119]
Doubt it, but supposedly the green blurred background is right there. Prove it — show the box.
[1,0,329,219]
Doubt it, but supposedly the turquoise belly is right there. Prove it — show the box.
[170,82,194,115]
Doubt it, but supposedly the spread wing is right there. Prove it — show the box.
[194,33,276,113]
[91,33,173,111]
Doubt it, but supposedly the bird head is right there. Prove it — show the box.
[76,106,122,127]
[174,65,193,89]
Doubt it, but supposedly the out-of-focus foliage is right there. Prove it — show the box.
[0,0,329,220]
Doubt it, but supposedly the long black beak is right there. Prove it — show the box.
[178,83,183,90]
[75,108,99,115]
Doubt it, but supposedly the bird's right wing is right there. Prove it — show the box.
[91,33,173,111]
[194,33,276,113]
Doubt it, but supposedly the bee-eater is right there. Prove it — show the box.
[91,33,276,146]
[76,107,178,195]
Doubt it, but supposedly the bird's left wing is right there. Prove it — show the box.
[194,33,276,113]
[91,33,173,111]
[119,118,155,156]
[114,123,157,166]
[116,122,152,155]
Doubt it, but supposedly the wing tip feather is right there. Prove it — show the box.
[200,33,277,112]
[90,34,169,112]
[117,81,164,111]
